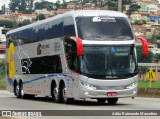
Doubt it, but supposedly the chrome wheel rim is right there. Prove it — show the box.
[53,87,58,100]
[16,85,19,95]
[62,87,67,102]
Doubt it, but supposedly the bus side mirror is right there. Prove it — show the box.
[136,37,148,56]
[70,36,84,56]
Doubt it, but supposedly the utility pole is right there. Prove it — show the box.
[118,0,122,12]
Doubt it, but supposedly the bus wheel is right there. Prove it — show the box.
[14,82,18,96]
[62,84,74,104]
[15,83,21,98]
[107,98,118,104]
[97,98,107,103]
[52,84,61,103]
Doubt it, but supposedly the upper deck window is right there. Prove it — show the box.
[76,16,134,41]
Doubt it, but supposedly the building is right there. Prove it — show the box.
[17,13,36,23]
[56,8,71,14]
[0,27,6,62]
[35,9,55,16]
[9,11,36,23]
[131,12,150,22]
[146,4,158,13]
[67,1,79,9]
[132,25,146,37]
[138,5,149,12]
[148,14,160,22]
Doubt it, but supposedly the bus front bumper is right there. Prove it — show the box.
[78,83,137,99]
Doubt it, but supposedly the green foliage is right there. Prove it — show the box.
[154,54,160,63]
[9,0,34,12]
[136,45,154,63]
[18,19,31,27]
[0,20,17,28]
[0,80,6,87]
[34,1,55,10]
[106,0,118,11]
[36,14,46,20]
[0,10,4,14]
[0,62,6,78]
[127,3,141,15]
[138,66,149,75]
[149,33,157,44]
[157,43,160,48]
[138,81,160,88]
[134,20,146,25]
[156,35,160,39]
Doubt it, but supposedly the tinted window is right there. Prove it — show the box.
[22,55,62,74]
[76,17,133,40]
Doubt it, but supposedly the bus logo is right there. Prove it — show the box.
[37,43,50,55]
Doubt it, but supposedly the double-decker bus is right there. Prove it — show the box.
[6,10,148,104]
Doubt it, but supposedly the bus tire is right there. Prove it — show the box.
[15,82,21,98]
[62,83,74,104]
[97,98,107,103]
[14,81,17,96]
[107,98,118,104]
[52,84,61,103]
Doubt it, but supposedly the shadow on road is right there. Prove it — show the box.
[10,96,132,106]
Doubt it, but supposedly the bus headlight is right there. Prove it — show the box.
[80,81,97,90]
[125,81,137,89]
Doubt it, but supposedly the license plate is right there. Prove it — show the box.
[107,92,117,96]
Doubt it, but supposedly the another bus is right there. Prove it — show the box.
[6,10,148,104]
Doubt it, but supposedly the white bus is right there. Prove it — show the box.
[6,10,148,104]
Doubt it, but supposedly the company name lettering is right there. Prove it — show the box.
[41,44,50,49]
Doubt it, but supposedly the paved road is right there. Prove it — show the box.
[0,90,160,119]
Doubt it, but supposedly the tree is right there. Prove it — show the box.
[106,0,118,11]
[18,19,31,27]
[34,1,55,10]
[138,66,149,81]
[154,54,160,63]
[127,3,141,17]
[134,20,146,25]
[61,0,67,8]
[9,0,34,13]
[149,33,157,44]
[156,35,160,39]
[0,20,17,28]
[136,45,154,63]
[9,0,20,12]
[157,43,160,48]
[0,10,4,14]
[36,14,46,20]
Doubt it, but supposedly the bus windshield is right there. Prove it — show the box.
[76,16,133,41]
[80,45,138,79]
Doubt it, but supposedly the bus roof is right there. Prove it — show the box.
[7,10,128,35]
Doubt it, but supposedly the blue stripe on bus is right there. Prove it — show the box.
[23,74,69,84]
[7,74,72,86]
